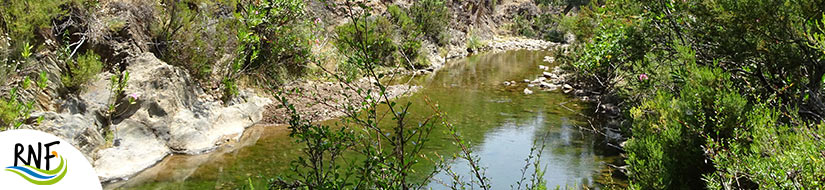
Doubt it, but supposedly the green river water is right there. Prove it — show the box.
[108,50,621,189]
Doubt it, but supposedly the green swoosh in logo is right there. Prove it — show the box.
[5,156,68,185]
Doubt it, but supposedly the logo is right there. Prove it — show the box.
[0,129,101,189]
[5,141,68,185]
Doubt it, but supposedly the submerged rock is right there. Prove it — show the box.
[523,88,533,95]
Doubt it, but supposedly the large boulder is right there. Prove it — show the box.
[80,53,271,182]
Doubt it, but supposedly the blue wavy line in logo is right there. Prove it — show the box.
[5,166,58,180]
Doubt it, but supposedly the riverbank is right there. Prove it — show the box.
[261,36,564,125]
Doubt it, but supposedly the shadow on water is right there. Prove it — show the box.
[109,50,623,189]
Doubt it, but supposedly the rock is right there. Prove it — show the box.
[539,82,553,88]
[91,53,272,182]
[543,72,553,78]
[523,88,533,95]
[527,84,536,88]
[32,112,105,163]
[79,72,115,114]
[562,84,573,90]
[523,79,531,83]
[543,56,555,63]
[538,65,549,70]
[565,32,576,44]
[94,119,170,182]
[503,81,512,86]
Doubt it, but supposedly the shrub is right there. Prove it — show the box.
[567,21,629,89]
[409,0,450,45]
[62,50,103,91]
[466,33,485,53]
[0,0,67,59]
[557,0,825,188]
[0,72,47,130]
[388,5,426,69]
[151,0,237,83]
[0,97,22,130]
[232,0,312,85]
[335,15,397,68]
[705,105,825,189]
[557,11,595,42]
[512,15,535,37]
[626,63,748,189]
[511,13,570,43]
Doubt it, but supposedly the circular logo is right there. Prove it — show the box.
[0,129,101,189]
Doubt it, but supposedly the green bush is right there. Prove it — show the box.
[466,33,485,52]
[335,15,397,68]
[563,0,825,188]
[409,0,450,45]
[0,98,22,129]
[0,77,45,130]
[512,15,535,37]
[1,0,68,85]
[626,63,746,189]
[152,0,237,83]
[232,0,312,85]
[511,13,571,43]
[62,51,103,91]
[557,10,595,42]
[388,5,426,69]
[705,106,825,189]
[0,0,67,59]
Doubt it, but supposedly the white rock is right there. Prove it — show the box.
[543,72,553,78]
[538,65,549,70]
[91,53,272,182]
[539,82,553,88]
[544,56,556,63]
[523,88,533,95]
[563,84,573,89]
[33,112,104,162]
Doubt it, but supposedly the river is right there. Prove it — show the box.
[107,50,621,189]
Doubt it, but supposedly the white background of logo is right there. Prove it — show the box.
[0,129,102,189]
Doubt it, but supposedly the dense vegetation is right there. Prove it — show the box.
[558,0,825,188]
